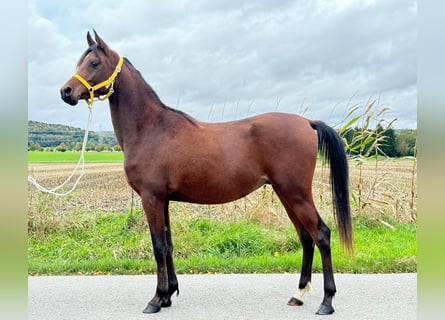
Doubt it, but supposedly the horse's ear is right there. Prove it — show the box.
[93,29,110,54]
[87,31,95,46]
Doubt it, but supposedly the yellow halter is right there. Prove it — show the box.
[73,56,124,106]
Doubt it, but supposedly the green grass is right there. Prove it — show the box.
[28,210,416,275]
[28,151,124,163]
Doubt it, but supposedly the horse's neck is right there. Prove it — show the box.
[108,65,163,150]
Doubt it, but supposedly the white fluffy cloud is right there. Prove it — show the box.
[28,0,416,130]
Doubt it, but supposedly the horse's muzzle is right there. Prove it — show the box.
[60,86,78,106]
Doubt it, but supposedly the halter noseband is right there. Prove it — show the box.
[73,56,124,106]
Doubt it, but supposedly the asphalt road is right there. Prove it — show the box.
[28,273,416,320]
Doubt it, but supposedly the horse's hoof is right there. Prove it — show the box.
[316,303,335,315]
[287,297,304,306]
[143,303,161,314]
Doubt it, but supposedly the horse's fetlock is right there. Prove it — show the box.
[169,282,179,296]
[325,285,336,297]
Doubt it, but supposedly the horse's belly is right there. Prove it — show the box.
[169,175,269,205]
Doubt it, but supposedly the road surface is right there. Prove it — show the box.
[28,273,416,320]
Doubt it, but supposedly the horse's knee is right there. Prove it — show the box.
[299,229,314,248]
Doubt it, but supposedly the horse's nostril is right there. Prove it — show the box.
[63,86,73,96]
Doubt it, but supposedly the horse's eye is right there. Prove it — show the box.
[90,60,99,68]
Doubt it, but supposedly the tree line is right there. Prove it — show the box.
[28,121,120,152]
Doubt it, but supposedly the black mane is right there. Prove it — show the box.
[163,105,199,127]
[77,44,99,67]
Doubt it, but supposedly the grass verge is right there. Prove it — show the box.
[28,210,416,275]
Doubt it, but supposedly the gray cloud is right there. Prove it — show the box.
[28,0,416,130]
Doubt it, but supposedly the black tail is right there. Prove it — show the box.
[310,120,353,254]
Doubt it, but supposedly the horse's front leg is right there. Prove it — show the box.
[141,195,171,314]
[164,200,179,302]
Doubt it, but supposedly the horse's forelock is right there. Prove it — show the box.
[77,45,96,67]
[77,43,115,68]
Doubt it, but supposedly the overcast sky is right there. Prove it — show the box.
[28,0,416,131]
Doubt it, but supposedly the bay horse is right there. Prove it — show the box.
[60,31,352,316]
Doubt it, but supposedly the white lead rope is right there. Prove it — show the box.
[28,106,93,196]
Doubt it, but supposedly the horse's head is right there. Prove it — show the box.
[60,30,122,106]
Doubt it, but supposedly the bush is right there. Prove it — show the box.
[29,143,42,151]
[55,143,67,152]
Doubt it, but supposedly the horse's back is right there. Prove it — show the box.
[199,112,317,150]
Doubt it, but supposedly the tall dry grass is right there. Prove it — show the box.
[335,100,417,224]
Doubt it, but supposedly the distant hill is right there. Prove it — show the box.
[28,121,118,148]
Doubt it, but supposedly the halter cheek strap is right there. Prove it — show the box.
[73,56,124,106]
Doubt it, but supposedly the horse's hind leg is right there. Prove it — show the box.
[275,195,315,307]
[287,226,315,306]
[314,218,336,315]
[274,187,336,315]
